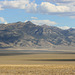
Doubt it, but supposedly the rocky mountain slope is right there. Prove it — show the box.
[0,21,75,49]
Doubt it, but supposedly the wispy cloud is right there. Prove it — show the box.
[30,20,57,25]
[31,17,38,19]
[58,26,70,30]
[0,17,7,24]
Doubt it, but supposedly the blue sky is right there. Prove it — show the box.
[0,0,75,29]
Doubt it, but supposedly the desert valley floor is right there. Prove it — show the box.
[0,49,75,75]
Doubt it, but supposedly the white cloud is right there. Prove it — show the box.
[0,0,37,12]
[39,2,70,13]
[38,2,75,17]
[30,20,57,25]
[25,20,28,23]
[26,2,37,13]
[0,17,7,24]
[58,26,70,30]
[31,17,38,19]
[42,0,75,16]
[0,0,29,9]
[0,0,75,17]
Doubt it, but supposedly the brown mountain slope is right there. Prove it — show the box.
[0,21,75,49]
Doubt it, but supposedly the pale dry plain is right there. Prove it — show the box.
[0,50,75,75]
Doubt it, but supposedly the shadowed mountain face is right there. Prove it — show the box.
[0,21,75,48]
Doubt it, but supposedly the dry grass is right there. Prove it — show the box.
[0,65,75,75]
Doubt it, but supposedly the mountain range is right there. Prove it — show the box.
[0,21,75,49]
